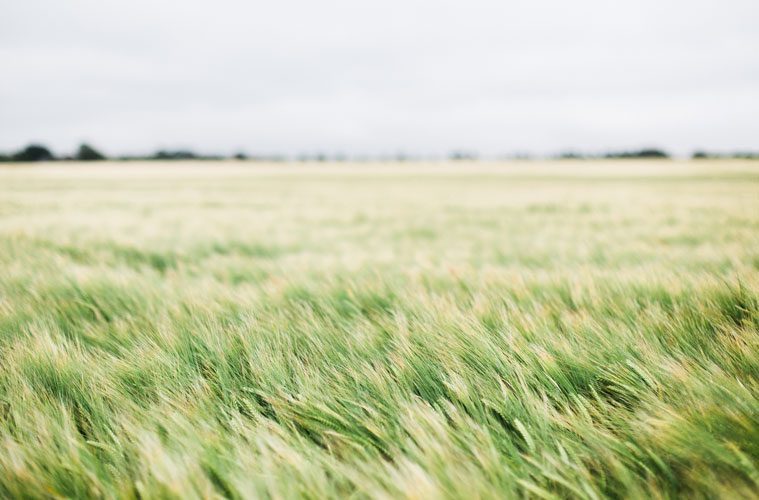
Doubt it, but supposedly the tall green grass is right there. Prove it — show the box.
[0,161,757,498]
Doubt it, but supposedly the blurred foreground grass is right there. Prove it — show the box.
[0,160,757,498]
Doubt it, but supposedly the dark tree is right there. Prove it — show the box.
[557,151,584,159]
[233,152,248,160]
[152,150,198,160]
[12,144,55,162]
[604,148,670,159]
[75,143,106,161]
[636,148,669,158]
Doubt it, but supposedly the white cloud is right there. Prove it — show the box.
[1,0,758,156]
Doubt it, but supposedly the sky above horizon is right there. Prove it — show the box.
[1,0,758,158]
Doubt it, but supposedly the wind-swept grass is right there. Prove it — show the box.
[0,161,757,498]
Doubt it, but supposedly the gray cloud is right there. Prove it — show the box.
[1,0,758,156]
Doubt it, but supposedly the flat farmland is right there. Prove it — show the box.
[0,160,757,498]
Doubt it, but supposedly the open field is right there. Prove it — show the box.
[0,160,757,498]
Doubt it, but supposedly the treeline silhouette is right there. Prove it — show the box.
[555,149,759,160]
[691,150,759,160]
[0,143,253,163]
[1,143,757,163]
[556,148,670,159]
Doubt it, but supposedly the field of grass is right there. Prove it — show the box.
[0,160,757,498]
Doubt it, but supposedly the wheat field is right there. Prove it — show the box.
[0,160,757,498]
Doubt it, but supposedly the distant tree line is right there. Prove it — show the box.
[0,143,252,162]
[1,142,758,163]
[0,144,57,162]
[691,150,759,160]
[0,143,108,162]
[556,149,759,160]
[555,148,671,159]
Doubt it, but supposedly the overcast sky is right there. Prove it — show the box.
[1,0,758,157]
